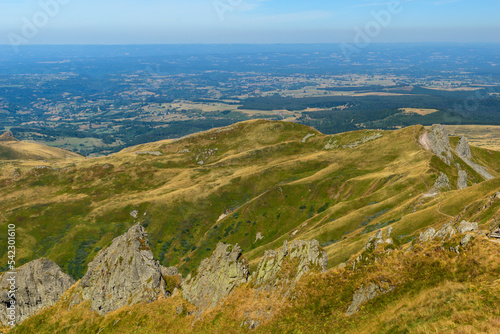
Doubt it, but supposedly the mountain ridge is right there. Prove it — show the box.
[0,120,499,332]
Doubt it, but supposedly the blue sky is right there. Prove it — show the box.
[1,0,499,44]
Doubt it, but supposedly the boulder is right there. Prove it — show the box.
[161,266,180,277]
[433,172,451,191]
[434,223,455,241]
[460,234,473,247]
[456,221,478,234]
[386,227,393,238]
[419,227,436,243]
[182,243,249,311]
[252,240,327,294]
[0,258,75,326]
[346,283,393,316]
[77,223,167,315]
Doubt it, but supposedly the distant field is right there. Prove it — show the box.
[442,125,500,151]
[400,108,438,116]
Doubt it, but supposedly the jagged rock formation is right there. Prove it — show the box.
[427,124,453,165]
[457,170,468,189]
[419,221,478,245]
[419,227,436,243]
[363,230,385,250]
[456,220,479,234]
[456,136,472,160]
[74,224,169,315]
[0,131,17,142]
[252,240,327,294]
[454,136,494,180]
[346,283,394,316]
[348,218,481,316]
[182,243,249,311]
[423,125,493,181]
[0,258,75,326]
[428,172,451,195]
[433,223,456,241]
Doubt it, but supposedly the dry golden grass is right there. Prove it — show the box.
[400,108,439,116]
[0,140,82,160]
[445,125,500,151]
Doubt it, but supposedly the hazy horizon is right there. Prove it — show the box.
[2,0,499,47]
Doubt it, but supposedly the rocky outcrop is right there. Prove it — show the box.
[456,220,478,234]
[0,258,75,326]
[182,243,249,311]
[460,234,473,247]
[433,223,455,241]
[433,172,451,191]
[456,136,472,160]
[419,227,436,243]
[453,136,494,181]
[0,131,18,142]
[425,172,451,196]
[457,170,468,189]
[419,221,478,245]
[423,125,493,181]
[346,282,394,316]
[252,240,327,294]
[427,124,453,165]
[75,224,168,315]
[364,230,385,250]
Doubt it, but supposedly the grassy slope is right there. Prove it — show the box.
[10,231,500,333]
[1,120,500,333]
[0,120,498,279]
[0,141,82,161]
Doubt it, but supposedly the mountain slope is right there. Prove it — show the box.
[0,131,82,161]
[0,120,499,333]
[0,120,498,279]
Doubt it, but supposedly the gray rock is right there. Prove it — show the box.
[130,210,139,219]
[455,136,472,160]
[182,243,249,311]
[456,221,478,234]
[457,170,468,189]
[452,135,493,181]
[77,224,167,315]
[386,227,393,238]
[346,283,393,316]
[419,227,436,243]
[433,172,451,191]
[255,232,264,242]
[434,223,455,241]
[427,124,453,165]
[0,258,75,326]
[252,240,327,295]
[364,230,385,250]
[460,234,473,247]
[161,266,180,277]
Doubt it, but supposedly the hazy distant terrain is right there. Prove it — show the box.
[1,44,499,156]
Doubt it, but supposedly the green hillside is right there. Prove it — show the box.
[0,120,498,279]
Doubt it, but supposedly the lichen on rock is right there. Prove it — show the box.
[75,223,168,315]
[252,240,327,294]
[182,243,249,311]
[0,258,75,326]
[346,282,394,316]
[427,124,453,165]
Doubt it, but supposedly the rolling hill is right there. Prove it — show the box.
[0,120,499,333]
[0,131,82,161]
